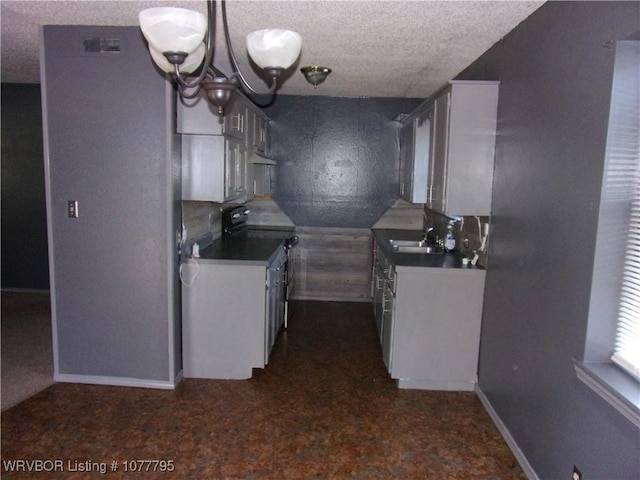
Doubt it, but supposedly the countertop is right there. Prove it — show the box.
[188,228,294,266]
[372,229,484,270]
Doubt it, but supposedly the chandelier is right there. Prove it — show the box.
[139,0,302,115]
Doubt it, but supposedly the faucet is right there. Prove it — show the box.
[424,227,439,246]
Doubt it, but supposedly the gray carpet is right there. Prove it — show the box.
[1,292,54,410]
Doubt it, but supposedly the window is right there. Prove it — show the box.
[613,186,640,380]
[577,40,640,427]
[609,40,640,381]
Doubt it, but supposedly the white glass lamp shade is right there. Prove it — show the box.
[149,43,205,74]
[139,7,207,55]
[246,29,302,69]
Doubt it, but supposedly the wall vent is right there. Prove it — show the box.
[83,37,121,54]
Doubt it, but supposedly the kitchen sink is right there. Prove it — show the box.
[388,240,444,254]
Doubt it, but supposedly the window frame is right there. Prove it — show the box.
[579,39,640,427]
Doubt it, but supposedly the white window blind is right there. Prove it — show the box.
[613,183,640,380]
[610,41,640,381]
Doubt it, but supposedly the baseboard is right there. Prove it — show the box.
[397,378,475,391]
[289,295,372,303]
[55,373,176,390]
[2,288,50,294]
[475,385,540,480]
[173,368,184,387]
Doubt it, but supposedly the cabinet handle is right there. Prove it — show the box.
[382,298,393,314]
[232,113,242,132]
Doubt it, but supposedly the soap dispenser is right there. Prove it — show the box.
[444,223,456,253]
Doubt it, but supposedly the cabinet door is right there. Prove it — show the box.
[265,270,278,364]
[277,262,286,331]
[252,164,271,196]
[399,106,432,204]
[224,97,248,141]
[181,134,225,202]
[373,264,385,341]
[426,82,498,216]
[244,145,254,202]
[224,138,248,202]
[264,254,285,364]
[427,90,450,212]
[398,121,415,201]
[381,281,395,373]
[252,112,269,154]
[411,110,432,203]
[445,84,499,215]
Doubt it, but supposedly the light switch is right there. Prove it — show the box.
[67,200,78,218]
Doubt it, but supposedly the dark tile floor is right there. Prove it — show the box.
[1,301,525,479]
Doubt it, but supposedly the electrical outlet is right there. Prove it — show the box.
[67,200,78,218]
[572,465,583,480]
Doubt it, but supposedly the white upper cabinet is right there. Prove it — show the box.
[177,96,225,135]
[398,80,499,214]
[177,92,272,201]
[398,106,432,204]
[427,81,499,216]
[251,109,270,156]
[181,134,248,203]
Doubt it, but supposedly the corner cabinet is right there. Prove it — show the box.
[372,242,486,391]
[177,92,273,202]
[427,81,499,216]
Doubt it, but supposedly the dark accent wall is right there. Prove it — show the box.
[457,2,640,478]
[264,96,422,228]
[1,83,49,290]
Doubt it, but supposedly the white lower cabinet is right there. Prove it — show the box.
[265,252,286,364]
[373,248,486,391]
[373,264,385,342]
[381,279,396,372]
[181,251,285,380]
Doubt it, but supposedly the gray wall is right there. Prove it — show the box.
[264,96,422,228]
[1,83,49,290]
[458,2,640,478]
[42,26,181,384]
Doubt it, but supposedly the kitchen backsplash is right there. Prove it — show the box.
[181,199,294,244]
[182,200,490,267]
[182,201,221,243]
[423,208,490,268]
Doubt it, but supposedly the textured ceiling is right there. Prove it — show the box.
[1,0,544,98]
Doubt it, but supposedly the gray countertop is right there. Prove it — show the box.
[192,228,293,266]
[189,227,482,270]
[372,229,484,270]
